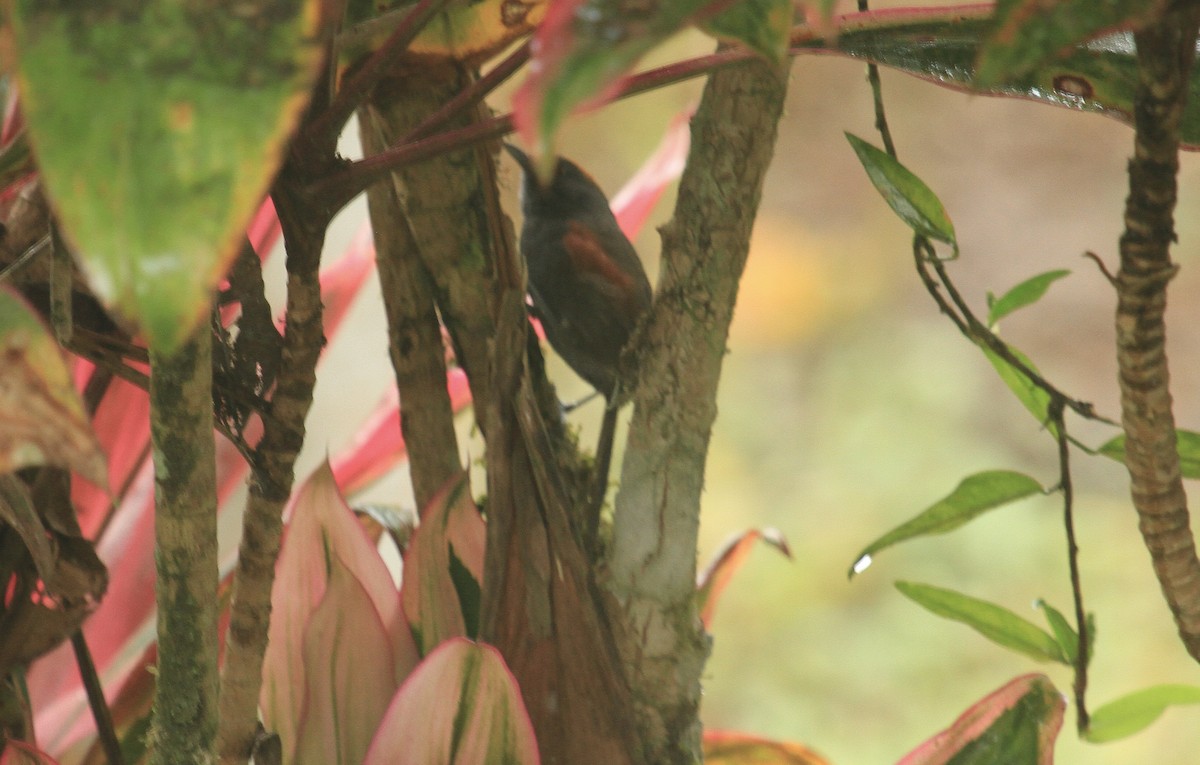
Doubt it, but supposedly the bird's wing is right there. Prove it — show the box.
[562,221,646,326]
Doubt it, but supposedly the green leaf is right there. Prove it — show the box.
[800,8,1200,150]
[513,0,714,157]
[849,471,1043,578]
[1085,684,1200,743]
[976,0,1163,87]
[11,2,323,352]
[895,581,1067,664]
[700,0,794,64]
[987,270,1071,327]
[1034,599,1080,666]
[845,133,956,247]
[1098,430,1200,479]
[980,344,1056,436]
[896,674,1064,765]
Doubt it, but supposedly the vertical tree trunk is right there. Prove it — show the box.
[147,326,219,765]
[609,54,790,762]
[1115,7,1200,662]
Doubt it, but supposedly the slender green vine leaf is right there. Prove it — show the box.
[976,0,1163,87]
[1085,684,1200,743]
[0,288,105,485]
[845,133,957,248]
[897,674,1064,765]
[980,344,1056,437]
[986,270,1071,327]
[1034,599,1081,666]
[1098,430,1200,479]
[896,581,1067,664]
[11,2,323,352]
[849,471,1043,578]
[800,7,1200,149]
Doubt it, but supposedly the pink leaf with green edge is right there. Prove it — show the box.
[10,2,325,352]
[363,638,540,765]
[263,462,418,762]
[976,0,1163,87]
[696,528,791,630]
[896,673,1064,765]
[610,107,693,240]
[0,289,105,486]
[401,473,486,655]
[331,367,473,497]
[293,556,398,765]
[703,730,832,764]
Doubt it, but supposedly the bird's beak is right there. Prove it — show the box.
[503,142,555,186]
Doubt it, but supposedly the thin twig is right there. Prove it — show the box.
[71,631,126,765]
[1050,399,1089,733]
[402,40,531,144]
[305,0,454,146]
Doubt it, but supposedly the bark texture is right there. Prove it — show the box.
[147,327,219,765]
[608,55,790,762]
[1116,7,1200,662]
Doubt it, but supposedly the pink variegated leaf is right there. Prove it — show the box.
[32,460,155,755]
[696,527,791,630]
[363,638,540,765]
[1,740,60,765]
[70,373,149,537]
[703,729,831,764]
[321,223,376,338]
[331,386,404,498]
[401,473,486,655]
[263,461,418,762]
[247,197,281,260]
[332,368,473,497]
[610,108,693,241]
[293,557,398,765]
[897,673,1064,765]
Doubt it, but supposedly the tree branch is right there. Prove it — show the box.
[1115,7,1200,663]
[216,168,328,763]
[146,326,219,765]
[607,52,790,763]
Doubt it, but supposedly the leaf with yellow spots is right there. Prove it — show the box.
[10,1,325,352]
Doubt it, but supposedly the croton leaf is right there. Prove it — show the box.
[976,0,1164,86]
[896,673,1064,765]
[401,472,487,655]
[10,1,324,351]
[801,5,1200,149]
[363,638,540,765]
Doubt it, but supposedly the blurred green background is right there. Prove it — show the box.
[286,6,1200,762]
